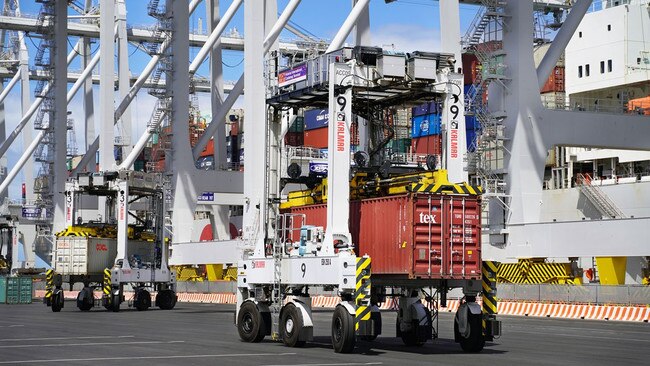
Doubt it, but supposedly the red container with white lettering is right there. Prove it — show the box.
[283,193,482,280]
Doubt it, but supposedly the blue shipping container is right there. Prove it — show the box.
[465,115,480,131]
[466,129,477,152]
[412,113,441,137]
[304,108,329,130]
[412,101,439,117]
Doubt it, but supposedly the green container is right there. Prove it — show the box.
[389,138,412,153]
[0,277,6,304]
[6,277,19,304]
[289,116,305,133]
[134,160,145,172]
[19,277,33,304]
[4,277,32,304]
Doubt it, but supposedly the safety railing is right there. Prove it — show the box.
[497,283,650,306]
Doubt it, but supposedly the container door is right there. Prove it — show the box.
[55,237,72,274]
[445,196,481,279]
[358,197,411,275]
[412,195,445,277]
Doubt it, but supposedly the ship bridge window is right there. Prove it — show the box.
[578,65,583,78]
[585,64,590,77]
[608,59,612,72]
[579,31,582,38]
[607,24,611,31]
[600,61,605,74]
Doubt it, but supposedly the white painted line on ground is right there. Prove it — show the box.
[0,325,24,328]
[0,335,134,342]
[0,352,298,364]
[508,330,650,343]
[262,363,383,366]
[0,340,184,348]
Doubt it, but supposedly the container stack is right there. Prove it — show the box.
[285,116,305,146]
[304,108,329,149]
[411,101,442,155]
[1,277,33,304]
[534,44,566,109]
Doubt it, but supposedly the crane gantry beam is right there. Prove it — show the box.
[0,14,323,54]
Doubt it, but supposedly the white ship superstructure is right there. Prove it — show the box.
[539,0,650,284]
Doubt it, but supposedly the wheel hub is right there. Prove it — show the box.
[242,313,254,333]
[285,317,294,334]
[334,318,343,341]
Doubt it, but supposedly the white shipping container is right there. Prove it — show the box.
[54,237,157,275]
[54,237,117,275]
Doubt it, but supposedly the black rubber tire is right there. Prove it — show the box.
[280,303,306,347]
[76,288,93,311]
[110,293,121,312]
[156,290,177,310]
[237,301,267,343]
[331,305,355,353]
[134,289,151,311]
[400,325,425,346]
[51,290,63,313]
[459,311,485,353]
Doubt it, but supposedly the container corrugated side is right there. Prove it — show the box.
[0,276,6,304]
[5,277,19,304]
[18,277,32,304]
[283,193,482,280]
[55,237,118,275]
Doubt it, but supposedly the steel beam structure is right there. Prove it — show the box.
[243,0,267,255]
[192,0,302,160]
[326,0,370,53]
[484,0,650,260]
[98,0,115,171]
[536,0,591,90]
[206,0,230,242]
[0,68,235,93]
[439,0,467,183]
[0,39,82,159]
[116,0,131,156]
[0,14,315,54]
[81,1,95,173]
[51,0,68,233]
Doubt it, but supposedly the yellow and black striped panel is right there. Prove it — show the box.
[407,183,482,195]
[482,261,499,335]
[482,261,498,315]
[355,256,371,331]
[103,268,112,296]
[44,269,54,299]
[497,260,572,284]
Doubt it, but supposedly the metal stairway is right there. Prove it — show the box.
[462,0,510,233]
[576,174,625,219]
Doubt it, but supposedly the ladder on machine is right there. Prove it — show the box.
[271,215,285,339]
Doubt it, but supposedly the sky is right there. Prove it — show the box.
[2,0,482,199]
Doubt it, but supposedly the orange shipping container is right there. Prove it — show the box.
[541,66,565,93]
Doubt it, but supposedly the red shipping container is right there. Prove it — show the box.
[462,53,480,85]
[304,127,328,148]
[541,66,565,93]
[412,135,442,155]
[284,131,304,146]
[303,125,358,149]
[283,193,482,280]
